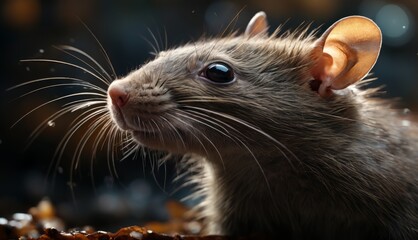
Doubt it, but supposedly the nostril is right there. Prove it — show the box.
[108,85,129,107]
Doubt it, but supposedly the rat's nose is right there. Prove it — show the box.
[108,83,129,108]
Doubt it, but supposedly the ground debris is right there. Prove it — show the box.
[30,226,245,240]
[0,199,257,240]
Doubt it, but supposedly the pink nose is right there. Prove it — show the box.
[108,84,129,108]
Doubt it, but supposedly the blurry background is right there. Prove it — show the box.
[0,0,417,231]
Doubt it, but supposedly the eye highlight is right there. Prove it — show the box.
[199,62,235,85]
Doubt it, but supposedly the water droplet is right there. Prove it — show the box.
[50,68,55,73]
[58,166,63,174]
[12,213,32,222]
[185,221,202,234]
[8,220,23,228]
[69,38,75,43]
[0,218,8,225]
[39,49,44,54]
[47,120,55,127]
[26,67,30,71]
[129,231,143,239]
[192,10,196,14]
[401,120,411,127]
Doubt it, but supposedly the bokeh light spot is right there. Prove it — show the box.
[375,4,414,46]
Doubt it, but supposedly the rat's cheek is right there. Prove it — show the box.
[187,58,203,75]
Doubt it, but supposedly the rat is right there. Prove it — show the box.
[107,12,418,239]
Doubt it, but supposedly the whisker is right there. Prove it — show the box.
[26,101,106,149]
[52,106,107,155]
[119,135,139,160]
[177,110,258,151]
[150,153,168,194]
[177,109,282,215]
[141,35,159,56]
[163,26,168,51]
[179,109,233,135]
[219,7,245,38]
[177,97,266,110]
[47,108,108,191]
[120,136,135,153]
[167,113,225,170]
[72,110,112,169]
[11,92,107,128]
[68,100,107,112]
[7,76,106,93]
[89,117,115,191]
[201,8,244,64]
[106,125,120,181]
[77,17,117,78]
[156,27,164,53]
[182,107,300,173]
[11,83,106,102]
[53,45,113,82]
[179,97,374,129]
[183,105,299,162]
[20,59,110,87]
[160,116,186,150]
[151,119,165,145]
[59,109,107,160]
[73,124,105,172]
[182,109,260,154]
[119,144,138,162]
[178,109,288,179]
[167,114,210,156]
[147,28,161,53]
[176,110,233,140]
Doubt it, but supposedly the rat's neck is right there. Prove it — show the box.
[201,146,305,195]
[198,150,315,235]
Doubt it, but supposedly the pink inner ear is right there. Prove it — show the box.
[310,52,334,97]
[310,16,382,98]
[245,11,269,37]
[323,43,358,90]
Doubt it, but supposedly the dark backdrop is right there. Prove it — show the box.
[0,0,417,231]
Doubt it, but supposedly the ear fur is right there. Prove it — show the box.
[245,11,269,37]
[311,16,382,97]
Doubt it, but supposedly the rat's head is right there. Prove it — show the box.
[107,12,382,159]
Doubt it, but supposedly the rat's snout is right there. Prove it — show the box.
[108,81,130,108]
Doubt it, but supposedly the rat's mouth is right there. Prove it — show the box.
[108,101,187,152]
[108,104,129,130]
[109,103,158,133]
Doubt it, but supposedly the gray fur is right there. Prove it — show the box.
[108,27,418,239]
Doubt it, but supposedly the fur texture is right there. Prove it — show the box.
[107,27,418,239]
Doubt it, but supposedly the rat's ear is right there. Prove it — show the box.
[245,11,269,37]
[311,16,382,97]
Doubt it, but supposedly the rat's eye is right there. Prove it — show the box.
[200,62,235,85]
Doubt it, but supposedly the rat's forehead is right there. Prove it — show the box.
[157,37,268,62]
